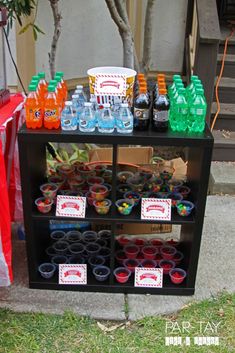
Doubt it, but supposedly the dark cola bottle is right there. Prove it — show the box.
[152,88,169,132]
[133,85,150,131]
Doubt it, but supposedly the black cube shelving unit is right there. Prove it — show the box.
[18,123,213,295]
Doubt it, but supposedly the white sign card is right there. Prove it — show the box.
[135,267,163,288]
[56,195,86,218]
[95,74,126,96]
[141,198,171,221]
[59,264,87,285]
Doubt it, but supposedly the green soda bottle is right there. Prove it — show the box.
[188,88,207,133]
[186,76,200,100]
[168,75,182,98]
[173,87,188,132]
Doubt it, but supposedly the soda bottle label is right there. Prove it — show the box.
[190,108,204,115]
[176,108,188,115]
[44,109,58,121]
[153,109,168,122]
[80,119,87,127]
[29,108,41,121]
[134,108,149,120]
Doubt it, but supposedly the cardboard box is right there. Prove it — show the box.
[89,146,173,235]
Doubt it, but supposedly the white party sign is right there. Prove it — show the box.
[95,74,126,96]
[141,198,171,221]
[135,268,163,288]
[56,195,86,218]
[59,264,87,285]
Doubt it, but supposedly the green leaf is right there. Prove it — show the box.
[16,14,22,26]
[18,22,31,34]
[33,26,37,40]
[33,24,45,35]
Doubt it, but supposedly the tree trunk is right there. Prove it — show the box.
[48,0,62,78]
[121,31,134,69]
[141,0,155,73]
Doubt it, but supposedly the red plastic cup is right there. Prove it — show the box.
[133,237,146,246]
[115,250,127,265]
[123,258,140,273]
[169,268,186,284]
[166,238,180,247]
[141,259,157,268]
[114,267,131,283]
[159,259,175,275]
[142,246,158,260]
[149,238,164,247]
[172,251,184,265]
[160,245,176,260]
[116,235,131,247]
[124,244,140,259]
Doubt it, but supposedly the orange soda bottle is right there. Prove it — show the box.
[53,77,65,110]
[55,72,68,100]
[38,72,48,101]
[25,84,43,129]
[44,85,60,129]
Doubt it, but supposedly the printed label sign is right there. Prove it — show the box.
[59,264,87,285]
[135,267,163,288]
[56,195,86,218]
[141,198,171,221]
[95,74,126,96]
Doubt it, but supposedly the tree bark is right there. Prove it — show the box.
[105,0,134,69]
[48,0,62,78]
[141,0,155,73]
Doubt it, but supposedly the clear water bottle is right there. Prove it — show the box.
[61,101,77,131]
[98,103,115,133]
[79,102,96,132]
[116,103,133,133]
[71,94,80,125]
[76,84,87,101]
[74,88,85,122]
[90,97,100,127]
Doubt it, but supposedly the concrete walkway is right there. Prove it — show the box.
[0,195,234,321]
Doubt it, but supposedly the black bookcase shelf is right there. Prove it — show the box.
[18,123,213,295]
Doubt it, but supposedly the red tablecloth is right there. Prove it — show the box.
[0,93,24,286]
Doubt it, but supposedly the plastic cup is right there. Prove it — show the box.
[103,183,112,197]
[141,259,157,268]
[51,255,68,267]
[160,246,177,260]
[167,192,183,208]
[50,230,66,241]
[138,170,153,181]
[136,252,145,263]
[169,268,187,284]
[88,255,105,269]
[87,176,104,186]
[68,255,85,264]
[133,237,146,246]
[48,175,65,189]
[124,191,141,206]
[85,191,95,206]
[83,231,98,243]
[167,179,183,192]
[53,241,69,254]
[116,235,131,246]
[90,184,108,201]
[149,238,164,247]
[166,237,180,247]
[93,199,111,215]
[115,250,127,265]
[67,176,85,192]
[176,185,191,198]
[116,199,134,216]
[147,176,163,192]
[40,183,58,199]
[123,258,140,273]
[93,265,110,282]
[159,166,174,181]
[99,247,111,258]
[124,244,139,259]
[35,197,53,214]
[93,164,107,177]
[103,169,112,183]
[114,267,131,283]
[176,200,194,217]
[76,164,95,179]
[96,238,108,248]
[38,263,56,279]
[117,171,134,183]
[159,259,175,275]
[68,243,85,255]
[66,231,82,243]
[172,251,184,265]
[126,176,145,192]
[45,246,57,258]
[98,230,111,242]
[117,184,132,196]
[56,163,75,178]
[142,246,158,260]
[85,242,101,256]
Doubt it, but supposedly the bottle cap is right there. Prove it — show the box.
[54,76,61,83]
[48,85,56,92]
[137,73,145,79]
[38,72,45,79]
[178,87,185,93]
[159,88,167,95]
[75,89,82,94]
[30,79,39,86]
[49,79,57,86]
[195,88,204,94]
[72,94,79,99]
[65,101,72,106]
[191,75,199,81]
[84,102,92,107]
[173,74,181,81]
[28,84,36,92]
[32,75,39,82]
[76,85,83,90]
[157,74,165,80]
[103,103,110,108]
[55,71,64,77]
[120,103,128,107]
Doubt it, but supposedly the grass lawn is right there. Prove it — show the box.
[0,292,234,353]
